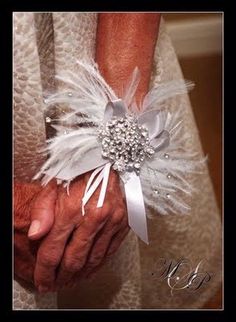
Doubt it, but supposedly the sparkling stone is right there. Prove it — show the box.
[63,130,68,134]
[102,151,108,157]
[153,189,159,195]
[134,163,141,169]
[98,113,156,174]
[68,92,73,97]
[164,153,169,159]
[167,173,171,179]
[127,162,134,170]
[45,116,51,123]
[146,148,155,155]
[166,193,170,199]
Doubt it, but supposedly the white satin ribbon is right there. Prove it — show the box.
[82,162,111,215]
[122,173,149,244]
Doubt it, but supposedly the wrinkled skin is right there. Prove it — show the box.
[14,181,56,288]
[34,170,129,292]
[14,170,129,292]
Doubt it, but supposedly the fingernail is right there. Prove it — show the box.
[28,220,41,237]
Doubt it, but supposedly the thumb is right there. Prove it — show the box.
[28,180,57,240]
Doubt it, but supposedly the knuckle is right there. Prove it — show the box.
[87,215,100,227]
[92,210,108,224]
[94,214,104,224]
[112,211,124,225]
[101,203,111,215]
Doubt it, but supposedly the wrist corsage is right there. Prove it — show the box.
[34,60,204,244]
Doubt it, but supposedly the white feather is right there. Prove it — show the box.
[122,67,141,108]
[142,79,194,111]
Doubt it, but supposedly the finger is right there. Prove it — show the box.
[106,225,130,258]
[82,209,125,277]
[55,206,110,289]
[28,180,57,240]
[34,219,75,292]
[86,223,130,281]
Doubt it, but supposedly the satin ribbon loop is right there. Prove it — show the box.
[104,99,127,122]
[82,162,111,215]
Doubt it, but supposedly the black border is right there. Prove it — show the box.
[1,0,233,321]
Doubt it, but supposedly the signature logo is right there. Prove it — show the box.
[151,258,212,296]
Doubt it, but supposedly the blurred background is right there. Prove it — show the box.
[163,12,223,309]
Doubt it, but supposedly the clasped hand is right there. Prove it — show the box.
[14,170,129,293]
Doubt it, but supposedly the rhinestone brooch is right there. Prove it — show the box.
[98,114,155,175]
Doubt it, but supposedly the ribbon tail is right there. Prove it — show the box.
[82,163,111,215]
[97,163,111,207]
[124,173,149,244]
[82,164,106,215]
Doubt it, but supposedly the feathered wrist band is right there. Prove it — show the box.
[34,60,204,244]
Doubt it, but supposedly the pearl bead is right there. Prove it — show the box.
[167,173,171,179]
[68,92,73,97]
[45,116,51,123]
[166,193,170,199]
[164,153,169,159]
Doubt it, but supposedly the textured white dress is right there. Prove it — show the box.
[13,12,222,309]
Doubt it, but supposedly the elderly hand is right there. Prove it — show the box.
[14,180,57,286]
[33,169,129,293]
